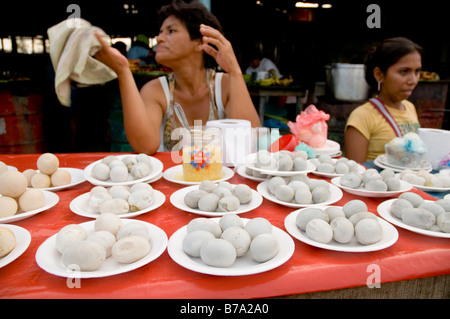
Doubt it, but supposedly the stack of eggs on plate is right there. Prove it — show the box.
[0,159,51,218]
[55,213,152,271]
[268,175,331,205]
[254,150,310,172]
[91,154,153,182]
[390,192,450,233]
[22,153,71,188]
[311,155,360,175]
[88,183,155,214]
[340,168,402,191]
[297,200,384,245]
[399,170,450,188]
[184,180,253,213]
[182,214,278,267]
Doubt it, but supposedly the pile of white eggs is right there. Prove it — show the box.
[88,183,155,214]
[311,155,361,175]
[340,168,402,191]
[182,214,279,267]
[253,150,310,172]
[267,175,332,205]
[297,200,384,245]
[399,170,450,188]
[184,180,253,212]
[91,154,153,182]
[390,192,450,233]
[56,213,151,271]
[0,171,45,218]
[0,153,71,218]
[0,154,71,189]
[22,153,71,188]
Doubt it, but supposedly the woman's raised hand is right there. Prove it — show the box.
[199,24,241,75]
[94,32,130,77]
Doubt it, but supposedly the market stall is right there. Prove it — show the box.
[0,151,449,299]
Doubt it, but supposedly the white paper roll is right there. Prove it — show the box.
[206,119,252,167]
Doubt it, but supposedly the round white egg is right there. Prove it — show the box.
[111,236,151,264]
[249,233,279,262]
[116,222,150,241]
[55,224,88,254]
[62,241,106,271]
[200,238,237,267]
[220,226,251,257]
[244,217,272,239]
[94,212,123,236]
[182,230,215,257]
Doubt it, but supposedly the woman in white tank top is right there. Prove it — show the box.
[94,0,260,154]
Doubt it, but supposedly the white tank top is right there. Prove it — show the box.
[158,71,226,152]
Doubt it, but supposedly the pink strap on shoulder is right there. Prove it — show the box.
[369,98,403,137]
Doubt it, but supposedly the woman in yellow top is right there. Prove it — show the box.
[94,0,260,155]
[345,37,423,163]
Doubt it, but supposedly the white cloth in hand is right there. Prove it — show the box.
[48,18,117,106]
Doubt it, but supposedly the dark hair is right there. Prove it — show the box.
[365,37,423,89]
[158,0,223,69]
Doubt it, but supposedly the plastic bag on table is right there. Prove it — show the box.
[438,153,450,170]
[287,104,330,148]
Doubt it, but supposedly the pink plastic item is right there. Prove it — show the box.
[287,104,330,148]
[269,134,298,152]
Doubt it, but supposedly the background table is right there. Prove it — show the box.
[0,152,449,299]
[248,85,306,123]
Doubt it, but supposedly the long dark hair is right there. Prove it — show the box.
[158,0,223,69]
[365,37,423,90]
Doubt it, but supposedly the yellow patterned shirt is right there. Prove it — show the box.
[345,100,420,161]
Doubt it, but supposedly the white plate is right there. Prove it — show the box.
[377,199,450,238]
[162,165,235,185]
[0,190,59,224]
[83,154,164,187]
[69,190,166,219]
[35,219,168,278]
[167,217,295,276]
[374,154,432,172]
[170,185,263,217]
[284,207,399,252]
[0,224,32,269]
[327,151,343,158]
[36,168,86,191]
[256,179,343,208]
[314,139,341,156]
[236,165,269,182]
[7,166,18,171]
[311,159,366,179]
[331,177,412,198]
[244,153,316,177]
[411,184,450,193]
[395,173,450,193]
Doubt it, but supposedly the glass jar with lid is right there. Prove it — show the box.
[182,126,223,182]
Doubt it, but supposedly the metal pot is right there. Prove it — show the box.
[325,63,370,102]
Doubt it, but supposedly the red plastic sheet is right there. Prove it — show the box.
[0,152,449,299]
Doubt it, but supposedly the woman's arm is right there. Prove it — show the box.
[344,126,369,163]
[94,33,162,154]
[199,25,261,127]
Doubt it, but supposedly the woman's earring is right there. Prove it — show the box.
[377,81,381,92]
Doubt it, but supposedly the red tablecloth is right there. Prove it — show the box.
[0,152,449,299]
